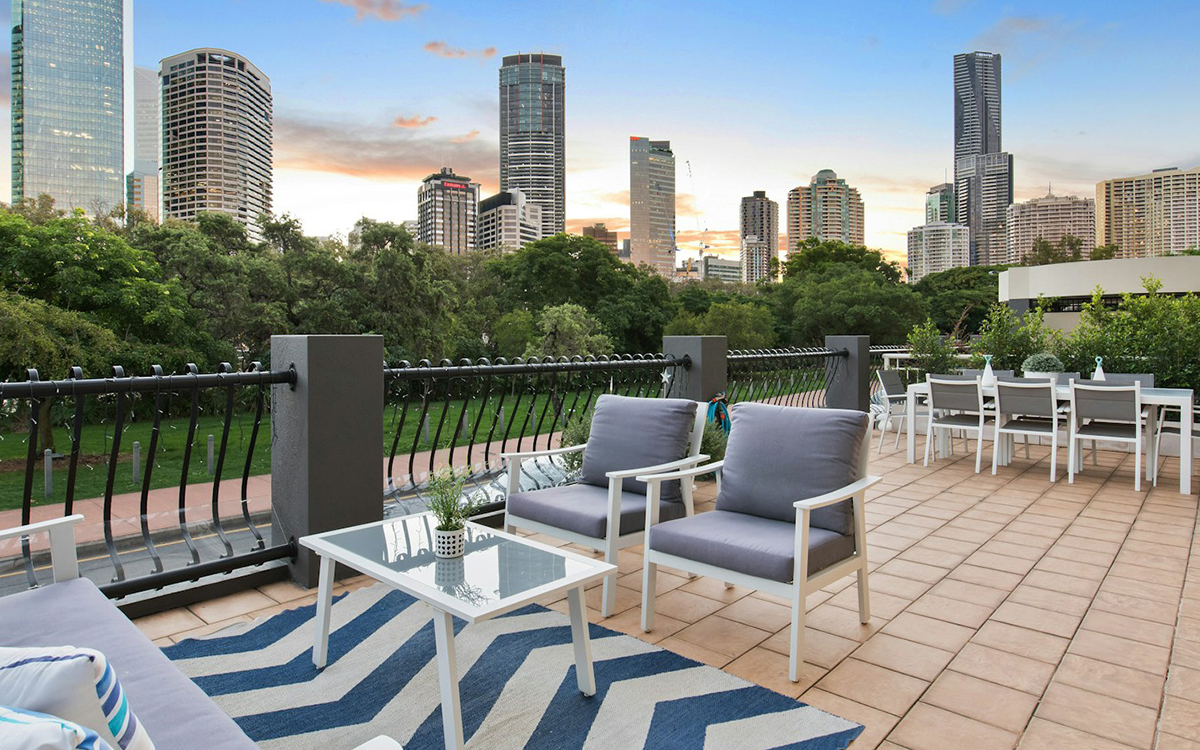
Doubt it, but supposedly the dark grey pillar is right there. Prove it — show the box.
[663,335,728,403]
[270,335,384,587]
[825,335,870,413]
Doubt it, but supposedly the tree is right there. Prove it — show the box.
[697,300,777,349]
[1091,244,1118,261]
[782,269,925,345]
[493,310,538,359]
[783,238,903,284]
[525,303,613,359]
[911,265,1004,336]
[1022,235,1084,266]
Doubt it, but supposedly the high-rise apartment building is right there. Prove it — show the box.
[160,49,272,241]
[786,169,865,254]
[925,183,955,224]
[581,223,619,254]
[1097,167,1200,258]
[699,254,743,283]
[740,191,778,283]
[629,137,676,275]
[477,189,542,252]
[956,152,1014,266]
[417,167,480,254]
[1006,194,1096,264]
[907,222,970,283]
[953,51,1012,266]
[499,53,565,237]
[127,66,161,221]
[12,0,128,212]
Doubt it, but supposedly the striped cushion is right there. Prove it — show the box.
[0,647,154,750]
[0,704,114,750]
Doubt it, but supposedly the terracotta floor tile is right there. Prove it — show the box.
[922,670,1037,733]
[1159,695,1200,741]
[799,688,900,750]
[1171,639,1200,670]
[928,578,1009,608]
[1166,664,1200,700]
[948,643,1056,695]
[582,582,643,616]
[877,558,951,584]
[1006,584,1092,616]
[1090,590,1179,625]
[675,576,754,604]
[257,579,318,603]
[979,539,1046,561]
[761,625,859,670]
[830,588,909,620]
[170,614,252,643]
[615,567,688,594]
[897,547,968,568]
[1100,574,1184,605]
[1157,733,1200,750]
[990,601,1081,639]
[965,551,1038,576]
[815,658,929,717]
[882,611,976,652]
[134,607,205,641]
[804,603,886,642]
[1080,609,1175,647]
[656,635,733,669]
[640,587,722,623]
[1053,654,1164,708]
[868,572,934,601]
[906,594,994,628]
[723,646,819,698]
[672,614,772,659]
[1066,629,1170,675]
[918,536,981,556]
[1109,562,1186,588]
[187,589,277,624]
[1043,544,1116,567]
[888,702,1019,750]
[946,564,1024,591]
[597,607,687,645]
[971,621,1069,664]
[717,593,793,632]
[1021,569,1103,598]
[1035,682,1157,749]
[1016,718,1139,750]
[852,633,956,681]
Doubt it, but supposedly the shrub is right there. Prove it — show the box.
[906,319,958,377]
[559,407,593,474]
[970,304,1047,372]
[1021,352,1064,373]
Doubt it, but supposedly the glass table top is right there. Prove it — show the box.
[317,514,599,610]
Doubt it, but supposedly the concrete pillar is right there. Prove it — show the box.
[825,335,871,413]
[270,335,384,587]
[663,335,728,403]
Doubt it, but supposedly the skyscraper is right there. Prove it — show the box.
[925,183,955,224]
[499,53,565,237]
[907,222,970,283]
[1097,166,1200,258]
[581,223,619,254]
[740,191,778,283]
[629,137,676,276]
[953,51,1012,266]
[477,189,542,252]
[127,66,161,221]
[12,0,128,212]
[1006,194,1096,264]
[786,169,865,254]
[417,167,480,254]
[160,49,272,241]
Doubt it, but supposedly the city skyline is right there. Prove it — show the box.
[1,0,1197,263]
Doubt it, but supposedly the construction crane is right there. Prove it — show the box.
[685,160,709,256]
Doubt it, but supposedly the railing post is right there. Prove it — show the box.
[825,335,871,412]
[270,335,384,588]
[663,335,728,402]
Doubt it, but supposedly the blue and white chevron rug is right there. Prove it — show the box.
[164,584,863,749]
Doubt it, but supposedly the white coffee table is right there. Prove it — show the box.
[300,513,615,750]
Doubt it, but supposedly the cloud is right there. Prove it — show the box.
[321,0,426,21]
[275,113,498,185]
[967,15,1102,78]
[393,114,437,129]
[933,0,969,14]
[450,129,480,143]
[566,217,629,235]
[424,41,498,59]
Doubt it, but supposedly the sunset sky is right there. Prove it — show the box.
[4,0,1199,264]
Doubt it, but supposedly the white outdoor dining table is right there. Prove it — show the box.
[904,381,1194,495]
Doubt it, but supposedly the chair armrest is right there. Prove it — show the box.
[793,476,881,511]
[0,514,84,582]
[607,454,710,481]
[636,460,724,484]
[501,444,587,463]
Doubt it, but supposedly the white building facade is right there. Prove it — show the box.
[907,222,970,283]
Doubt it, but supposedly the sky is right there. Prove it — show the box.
[3,0,1199,263]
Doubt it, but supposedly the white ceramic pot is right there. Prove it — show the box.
[1022,371,1057,384]
[433,527,465,558]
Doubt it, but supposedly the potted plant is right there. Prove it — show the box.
[1021,352,1065,383]
[427,469,482,558]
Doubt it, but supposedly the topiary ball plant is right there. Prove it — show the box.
[1021,352,1064,374]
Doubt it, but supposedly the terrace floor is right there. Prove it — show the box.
[134,436,1200,750]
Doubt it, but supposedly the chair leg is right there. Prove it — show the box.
[1134,441,1142,493]
[856,566,871,624]
[992,429,1001,475]
[1049,432,1058,483]
[894,415,905,449]
[1068,436,1076,484]
[601,540,619,617]
[789,584,807,683]
[877,413,888,454]
[641,558,658,632]
[974,431,983,474]
[924,422,934,466]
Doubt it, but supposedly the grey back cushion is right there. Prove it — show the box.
[580,394,697,502]
[716,403,868,534]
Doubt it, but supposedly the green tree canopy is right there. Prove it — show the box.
[524,303,613,359]
[783,237,903,284]
[910,264,1004,336]
[1021,235,1084,266]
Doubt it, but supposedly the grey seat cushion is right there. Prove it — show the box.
[649,511,855,583]
[508,482,687,539]
[716,403,868,535]
[1078,420,1139,440]
[580,394,697,502]
[0,577,257,749]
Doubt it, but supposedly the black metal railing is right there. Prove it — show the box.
[868,344,909,396]
[0,364,297,598]
[382,354,688,514]
[726,347,848,407]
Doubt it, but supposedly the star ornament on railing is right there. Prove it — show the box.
[661,367,674,392]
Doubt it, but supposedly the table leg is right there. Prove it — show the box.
[906,390,916,463]
[1182,402,1193,495]
[568,585,596,696]
[312,555,335,669]
[432,610,464,750]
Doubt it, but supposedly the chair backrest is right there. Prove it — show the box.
[995,378,1057,419]
[580,394,699,500]
[1057,372,1082,386]
[957,368,1015,378]
[1103,372,1155,387]
[715,403,869,535]
[877,369,905,398]
[927,375,983,413]
[1070,381,1140,423]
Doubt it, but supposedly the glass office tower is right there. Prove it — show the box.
[499,53,565,237]
[12,0,127,213]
